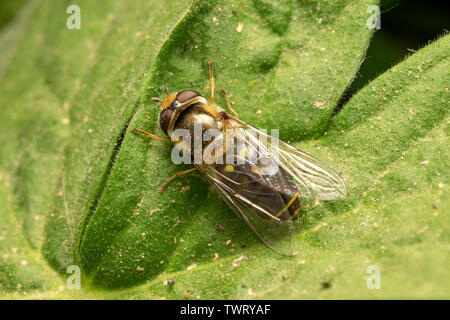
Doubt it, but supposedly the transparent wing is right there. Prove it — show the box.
[231,117,347,201]
[194,115,346,255]
[196,163,296,256]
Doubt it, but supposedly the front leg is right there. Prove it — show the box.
[132,127,170,142]
[208,61,215,104]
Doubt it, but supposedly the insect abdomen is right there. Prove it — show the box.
[213,161,301,222]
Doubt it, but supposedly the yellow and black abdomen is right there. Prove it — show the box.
[208,158,301,223]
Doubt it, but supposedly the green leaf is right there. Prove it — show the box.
[0,0,448,299]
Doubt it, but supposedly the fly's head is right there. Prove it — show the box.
[152,85,201,136]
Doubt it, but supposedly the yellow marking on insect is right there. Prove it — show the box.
[239,148,248,158]
[274,192,300,219]
[161,93,177,109]
[224,165,234,172]
[251,166,260,174]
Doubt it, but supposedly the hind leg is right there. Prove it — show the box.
[158,168,197,192]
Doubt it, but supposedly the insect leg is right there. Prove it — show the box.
[208,61,215,104]
[158,168,197,193]
[131,127,170,142]
[219,88,239,118]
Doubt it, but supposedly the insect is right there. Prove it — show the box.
[132,62,347,255]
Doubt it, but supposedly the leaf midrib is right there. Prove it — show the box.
[75,0,195,262]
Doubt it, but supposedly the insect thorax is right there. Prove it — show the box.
[171,103,222,162]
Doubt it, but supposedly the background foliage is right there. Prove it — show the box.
[0,0,448,299]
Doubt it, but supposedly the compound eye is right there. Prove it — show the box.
[159,108,173,135]
[176,90,201,104]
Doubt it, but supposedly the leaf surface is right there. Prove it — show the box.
[0,0,448,299]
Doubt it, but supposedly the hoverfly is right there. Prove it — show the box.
[132,62,347,255]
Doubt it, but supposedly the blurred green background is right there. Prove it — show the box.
[0,0,27,30]
[352,0,449,94]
